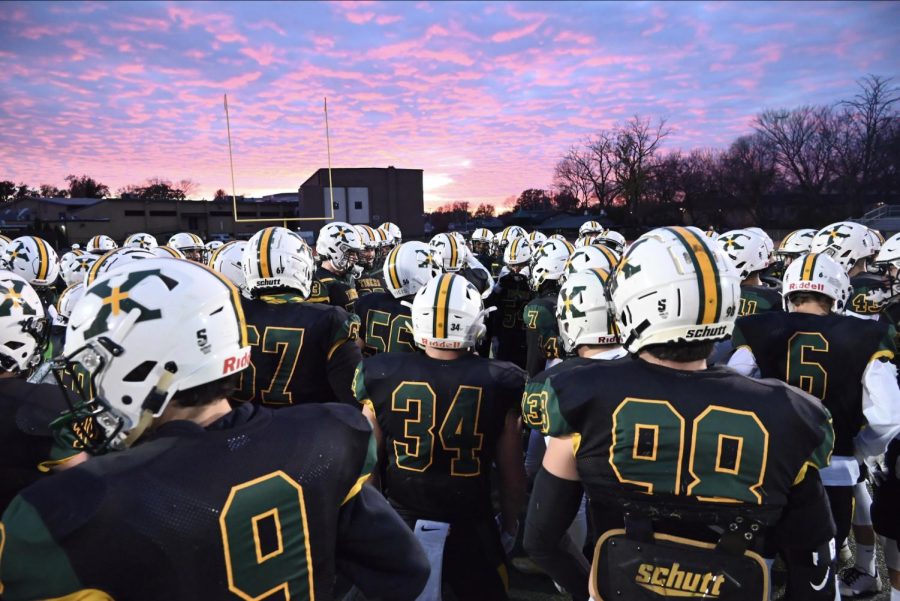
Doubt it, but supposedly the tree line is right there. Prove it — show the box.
[0,176,201,202]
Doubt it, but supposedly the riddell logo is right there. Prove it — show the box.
[256,278,282,287]
[685,324,728,338]
[635,562,724,598]
[222,350,252,374]
[789,282,824,291]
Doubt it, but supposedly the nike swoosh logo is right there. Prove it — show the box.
[810,568,831,591]
[420,527,443,532]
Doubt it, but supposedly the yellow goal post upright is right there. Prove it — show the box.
[223,93,336,228]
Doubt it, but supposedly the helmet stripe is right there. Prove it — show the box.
[779,230,801,250]
[596,245,616,267]
[35,238,49,281]
[87,252,110,284]
[588,267,610,285]
[258,227,275,279]
[801,253,818,281]
[195,262,249,347]
[667,227,721,325]
[209,240,235,267]
[448,234,458,267]
[433,274,454,339]
[386,246,402,290]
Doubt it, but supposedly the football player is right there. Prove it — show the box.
[771,228,817,280]
[524,227,837,601]
[718,229,782,315]
[379,221,402,249]
[310,221,362,312]
[354,273,526,600]
[729,251,900,597]
[355,241,440,356]
[523,239,573,376]
[470,227,494,269]
[484,237,533,369]
[0,258,429,600]
[239,227,361,406]
[354,224,386,297]
[871,436,900,600]
[2,235,62,309]
[167,232,205,262]
[85,234,118,256]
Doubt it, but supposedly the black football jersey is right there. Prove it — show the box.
[354,291,416,356]
[356,266,387,297]
[484,273,532,369]
[309,265,359,312]
[354,352,526,521]
[524,294,561,376]
[239,294,362,406]
[849,273,892,316]
[0,403,424,601]
[732,311,896,456]
[738,285,783,316]
[526,358,833,534]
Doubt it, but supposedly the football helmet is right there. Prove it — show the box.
[810,221,872,272]
[745,227,774,258]
[86,235,118,255]
[579,220,604,237]
[168,233,205,262]
[378,222,402,246]
[55,282,84,327]
[430,233,469,272]
[782,252,851,312]
[562,245,619,284]
[2,236,60,287]
[85,248,156,286]
[209,241,248,297]
[527,231,547,246]
[204,240,224,260]
[777,229,816,259]
[494,225,527,255]
[59,259,250,451]
[124,233,158,250]
[60,252,96,286]
[384,241,441,299]
[611,226,740,353]
[0,273,48,372]
[865,228,885,273]
[529,238,573,291]
[503,237,533,268]
[557,268,620,352]
[354,225,379,270]
[470,228,493,255]
[244,227,315,298]
[594,230,626,255]
[717,229,770,279]
[548,234,567,242]
[408,273,490,350]
[316,222,363,273]
[703,228,719,240]
[151,245,185,260]
[574,236,590,249]
[0,234,11,256]
[874,232,900,270]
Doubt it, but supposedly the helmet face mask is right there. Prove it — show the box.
[317,222,363,273]
[167,233,205,263]
[430,233,469,273]
[529,239,573,291]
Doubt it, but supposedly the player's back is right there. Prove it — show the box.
[485,272,532,368]
[356,352,525,522]
[354,291,416,356]
[733,310,893,455]
[356,267,386,297]
[239,294,360,405]
[1,403,373,601]
[523,293,561,375]
[738,284,782,315]
[309,265,358,312]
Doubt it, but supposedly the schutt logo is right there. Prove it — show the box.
[635,562,724,598]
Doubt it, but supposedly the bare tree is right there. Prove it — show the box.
[719,133,780,222]
[585,131,618,207]
[553,148,595,209]
[176,179,200,199]
[614,115,670,218]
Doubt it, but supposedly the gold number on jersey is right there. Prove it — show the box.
[233,326,305,405]
[738,298,758,316]
[786,332,828,399]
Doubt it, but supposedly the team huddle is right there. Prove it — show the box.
[0,218,897,601]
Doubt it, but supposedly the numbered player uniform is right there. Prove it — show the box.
[356,266,387,297]
[738,284,783,316]
[523,293,561,376]
[0,403,429,601]
[730,310,899,547]
[354,291,416,356]
[530,358,834,600]
[354,352,526,599]
[848,272,893,318]
[239,293,361,405]
[308,265,359,313]
[484,271,532,369]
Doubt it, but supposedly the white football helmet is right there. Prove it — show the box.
[378,222,402,246]
[594,230,626,255]
[782,252,851,312]
[611,226,741,353]
[579,220,604,237]
[430,233,469,272]
[527,231,547,246]
[244,227,315,298]
[204,240,225,261]
[408,273,490,350]
[810,221,872,272]
[61,259,250,451]
[529,239,573,291]
[55,282,85,327]
[703,229,719,241]
[776,229,816,258]
[168,233,205,262]
[124,233,158,251]
[866,229,885,271]
[2,236,60,287]
[745,227,774,258]
[317,222,363,273]
[209,241,248,297]
[574,236,590,249]
[717,229,770,279]
[353,225,379,271]
[562,245,619,284]
[470,228,493,254]
[0,234,11,257]
[384,241,441,299]
[86,235,118,255]
[503,237,533,268]
[60,252,97,286]
[557,268,620,352]
[874,232,900,270]
[548,234,567,242]
[0,272,48,372]
[85,248,157,286]
[494,225,527,255]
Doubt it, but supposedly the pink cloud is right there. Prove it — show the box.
[554,31,594,45]
[248,19,287,36]
[346,12,375,25]
[240,44,283,66]
[110,16,171,32]
[642,23,664,37]
[491,20,543,43]
[376,15,404,25]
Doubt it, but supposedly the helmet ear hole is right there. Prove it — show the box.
[123,360,157,383]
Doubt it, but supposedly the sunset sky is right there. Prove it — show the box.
[0,1,897,210]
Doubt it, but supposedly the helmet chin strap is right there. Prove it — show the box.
[122,363,177,448]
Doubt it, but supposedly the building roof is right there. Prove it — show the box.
[301,166,423,187]
[32,197,106,207]
[535,213,613,231]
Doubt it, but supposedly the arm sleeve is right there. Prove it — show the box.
[855,358,900,459]
[523,468,590,601]
[335,485,430,601]
[726,345,760,377]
